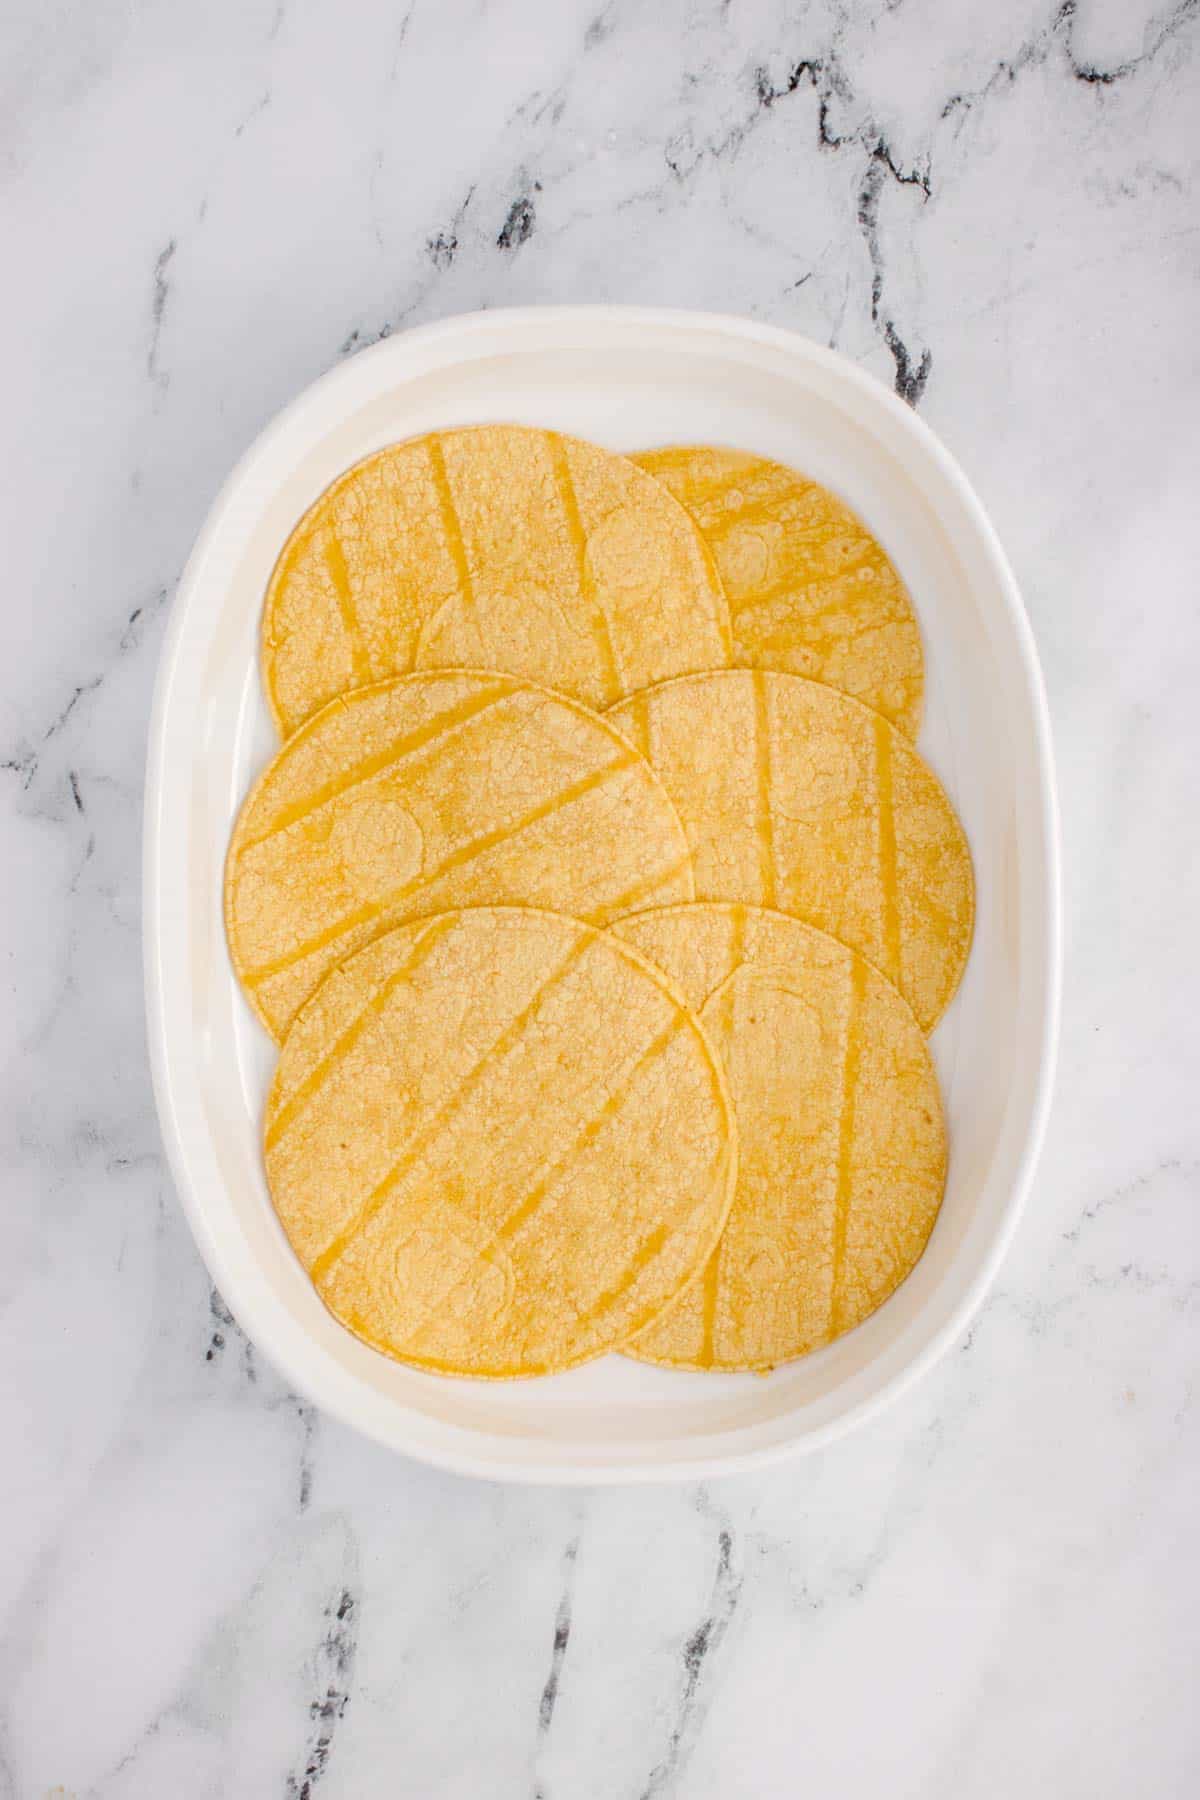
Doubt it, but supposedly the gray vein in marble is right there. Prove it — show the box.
[942,0,1199,122]
[1061,1155,1195,1245]
[322,2,947,392]
[148,239,176,388]
[641,1492,743,1798]
[295,1401,318,1510]
[204,1287,238,1368]
[205,1283,325,1511]
[233,89,271,140]
[1,577,171,800]
[265,1388,323,1515]
[2,673,102,791]
[497,182,540,252]
[344,174,481,354]
[121,582,173,653]
[285,1586,360,1800]
[338,318,393,357]
[748,1486,893,1617]
[1061,0,1199,85]
[426,181,476,271]
[533,1532,580,1779]
[426,228,458,270]
[722,48,935,400]
[584,5,616,51]
[107,1716,167,1794]
[516,84,569,131]
[386,0,417,82]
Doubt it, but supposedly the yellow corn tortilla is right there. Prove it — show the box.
[609,670,972,1032]
[614,903,945,1370]
[265,907,737,1378]
[263,424,732,736]
[635,444,923,737]
[226,671,694,1042]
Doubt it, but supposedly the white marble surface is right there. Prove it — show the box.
[2,0,1198,1793]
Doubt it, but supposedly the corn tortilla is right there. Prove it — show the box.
[614,903,945,1370]
[635,444,923,737]
[265,907,738,1378]
[609,670,972,1032]
[263,424,732,736]
[226,671,694,1041]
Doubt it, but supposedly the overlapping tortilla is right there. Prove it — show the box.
[263,424,732,735]
[265,907,737,1377]
[609,670,972,1031]
[635,445,923,736]
[226,671,694,1041]
[614,903,945,1369]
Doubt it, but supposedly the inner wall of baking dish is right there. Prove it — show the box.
[196,331,1024,1446]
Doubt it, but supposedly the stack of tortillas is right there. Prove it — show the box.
[226,426,972,1378]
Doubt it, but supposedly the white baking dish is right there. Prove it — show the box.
[144,307,1059,1482]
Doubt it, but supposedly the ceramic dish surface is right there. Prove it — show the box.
[144,307,1059,1483]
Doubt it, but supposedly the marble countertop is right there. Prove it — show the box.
[3,1,1198,1794]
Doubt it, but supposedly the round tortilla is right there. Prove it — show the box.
[265,907,738,1378]
[263,424,732,736]
[635,444,923,737]
[608,670,973,1032]
[613,904,946,1370]
[226,671,694,1042]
